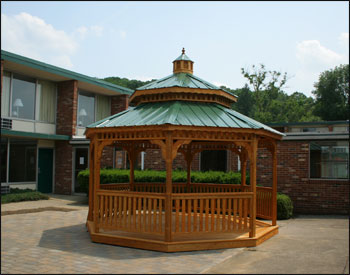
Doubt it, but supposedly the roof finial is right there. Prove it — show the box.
[182,47,185,55]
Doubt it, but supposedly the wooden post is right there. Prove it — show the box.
[249,137,257,238]
[165,132,173,242]
[93,141,102,233]
[240,152,247,187]
[186,147,192,193]
[129,148,135,191]
[272,142,277,226]
[87,139,94,222]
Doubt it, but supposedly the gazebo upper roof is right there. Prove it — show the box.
[129,49,237,107]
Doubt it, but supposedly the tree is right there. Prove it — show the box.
[241,64,287,116]
[312,64,349,121]
[229,84,255,117]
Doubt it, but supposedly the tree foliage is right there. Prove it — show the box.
[238,64,320,123]
[103,76,156,90]
[312,64,349,121]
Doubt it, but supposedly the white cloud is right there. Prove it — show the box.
[1,12,77,69]
[296,40,346,69]
[293,36,349,97]
[338,32,349,47]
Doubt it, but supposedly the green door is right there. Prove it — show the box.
[38,148,53,193]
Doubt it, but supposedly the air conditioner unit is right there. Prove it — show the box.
[1,118,12,130]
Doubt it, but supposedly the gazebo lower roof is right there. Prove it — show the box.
[87,101,283,138]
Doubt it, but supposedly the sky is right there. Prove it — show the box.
[1,1,349,97]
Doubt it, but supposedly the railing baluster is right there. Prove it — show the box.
[175,199,180,232]
[238,198,243,231]
[181,199,186,232]
[159,198,163,233]
[187,199,192,233]
[193,199,198,232]
[233,198,237,231]
[227,198,232,232]
[216,198,220,232]
[199,199,203,232]
[222,198,226,232]
[205,199,209,232]
[211,198,215,232]
[153,198,157,232]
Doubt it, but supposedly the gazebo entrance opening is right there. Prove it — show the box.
[85,49,283,252]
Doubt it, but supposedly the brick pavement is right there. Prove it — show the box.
[1,195,243,274]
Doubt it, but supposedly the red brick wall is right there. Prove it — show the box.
[257,140,349,214]
[100,146,114,168]
[55,141,73,194]
[111,94,129,115]
[56,80,78,136]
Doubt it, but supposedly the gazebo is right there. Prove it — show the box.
[85,49,284,252]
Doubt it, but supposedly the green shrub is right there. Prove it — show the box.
[77,169,247,196]
[1,188,50,204]
[277,193,293,219]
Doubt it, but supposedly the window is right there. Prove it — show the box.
[310,141,349,179]
[1,72,11,117]
[11,74,36,120]
[96,94,111,121]
[37,80,56,123]
[77,92,110,127]
[9,140,37,182]
[77,91,95,127]
[2,71,57,123]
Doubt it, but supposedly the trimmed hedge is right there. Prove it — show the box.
[277,193,293,219]
[1,188,50,204]
[77,169,249,195]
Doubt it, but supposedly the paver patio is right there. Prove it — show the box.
[1,195,349,274]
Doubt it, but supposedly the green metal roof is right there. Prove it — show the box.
[174,53,193,61]
[1,50,133,95]
[1,129,70,140]
[87,101,283,136]
[136,73,237,97]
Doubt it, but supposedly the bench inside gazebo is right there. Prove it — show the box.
[85,49,283,252]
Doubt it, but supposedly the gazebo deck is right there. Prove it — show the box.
[87,215,278,252]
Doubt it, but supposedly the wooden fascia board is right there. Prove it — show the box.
[86,124,283,141]
[129,87,237,104]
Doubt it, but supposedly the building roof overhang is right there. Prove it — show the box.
[1,50,133,96]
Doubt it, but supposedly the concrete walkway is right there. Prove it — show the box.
[1,195,349,274]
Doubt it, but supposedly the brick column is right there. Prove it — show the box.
[111,94,129,115]
[55,141,73,194]
[56,80,78,136]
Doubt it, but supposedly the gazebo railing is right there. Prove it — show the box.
[95,190,165,234]
[94,189,254,237]
[99,183,274,221]
[171,192,253,234]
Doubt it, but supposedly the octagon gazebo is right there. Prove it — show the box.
[85,49,283,252]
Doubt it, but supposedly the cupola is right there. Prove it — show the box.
[173,48,194,74]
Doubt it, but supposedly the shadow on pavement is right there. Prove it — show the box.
[38,223,225,260]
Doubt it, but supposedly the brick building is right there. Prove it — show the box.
[260,121,349,214]
[1,50,132,194]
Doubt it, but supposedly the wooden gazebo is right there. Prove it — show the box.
[85,49,283,252]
